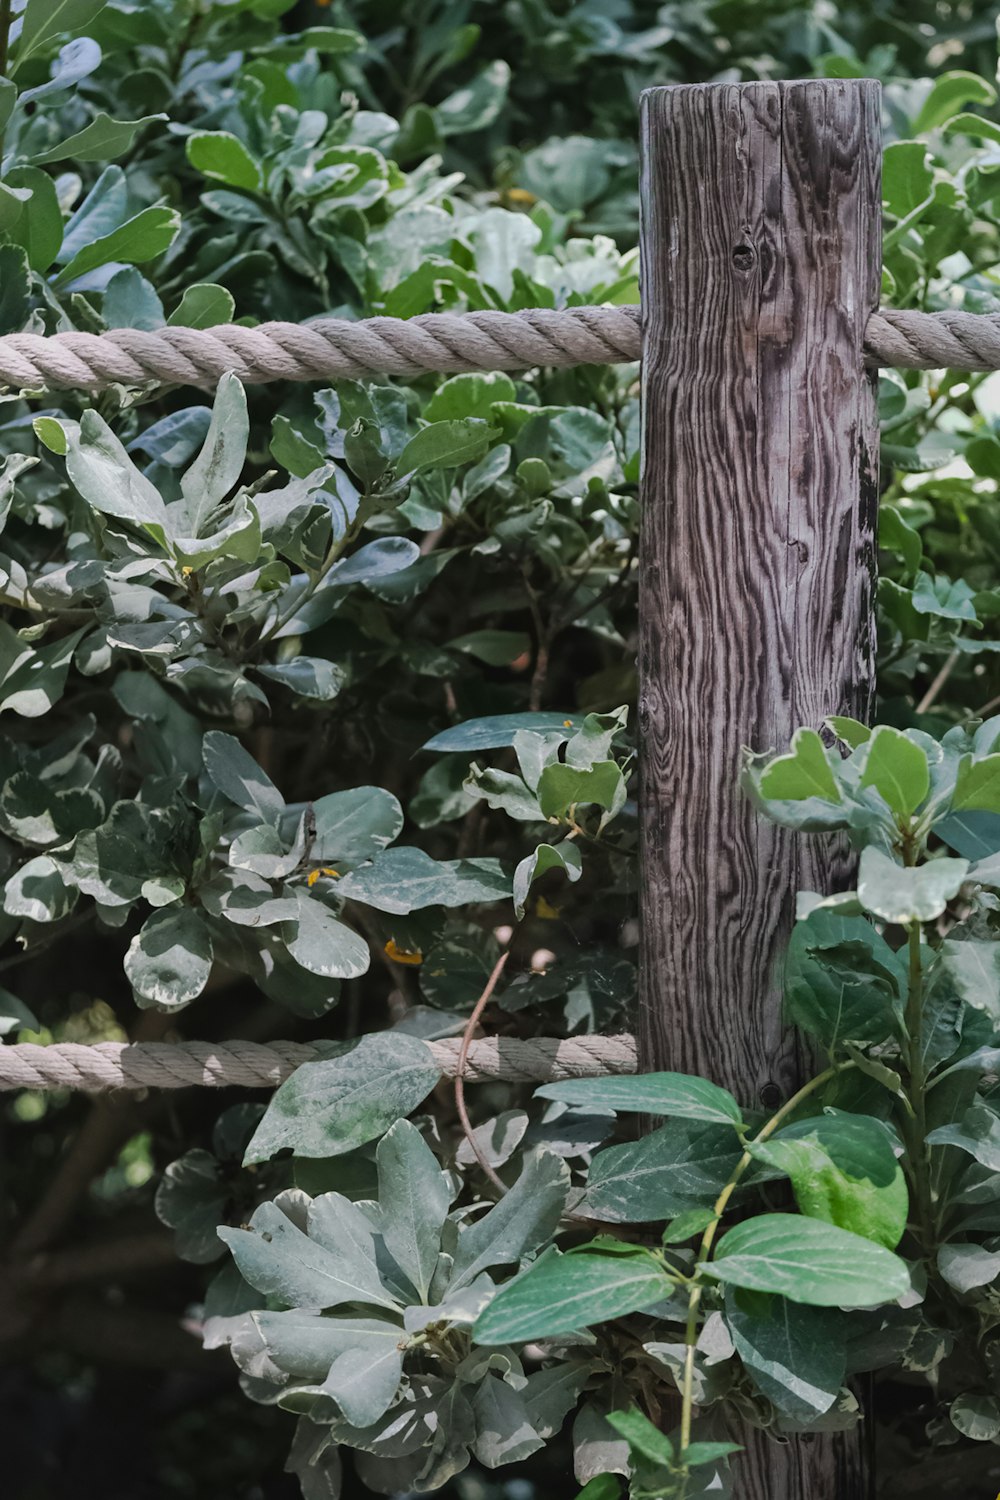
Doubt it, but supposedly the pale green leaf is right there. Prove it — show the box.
[758,728,840,804]
[244,1033,442,1163]
[536,1072,743,1128]
[124,907,213,1010]
[857,848,968,924]
[858,727,929,817]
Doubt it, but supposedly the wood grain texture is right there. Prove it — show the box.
[637,80,880,1499]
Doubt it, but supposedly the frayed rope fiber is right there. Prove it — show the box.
[0,304,992,392]
[0,1035,639,1092]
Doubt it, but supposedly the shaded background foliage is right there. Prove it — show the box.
[3,0,1000,1496]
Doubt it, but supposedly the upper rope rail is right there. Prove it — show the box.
[0,1035,639,1091]
[0,305,995,392]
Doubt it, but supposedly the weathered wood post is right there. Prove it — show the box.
[637,80,881,1496]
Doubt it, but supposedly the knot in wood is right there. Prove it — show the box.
[731,241,757,272]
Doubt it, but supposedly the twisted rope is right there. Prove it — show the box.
[0,307,644,391]
[865,309,1000,371]
[0,1035,638,1092]
[0,304,996,391]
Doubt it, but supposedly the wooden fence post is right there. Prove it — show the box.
[637,80,881,1496]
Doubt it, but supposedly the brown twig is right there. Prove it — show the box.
[454,951,510,1195]
[915,648,959,715]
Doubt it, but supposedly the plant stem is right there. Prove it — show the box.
[454,951,510,1195]
[902,918,936,1256]
[915,648,959,715]
[677,1061,851,1471]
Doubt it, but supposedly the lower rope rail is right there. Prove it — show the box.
[0,1035,639,1091]
[0,304,996,392]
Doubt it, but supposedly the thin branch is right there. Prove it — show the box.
[915,648,959,715]
[454,951,510,1195]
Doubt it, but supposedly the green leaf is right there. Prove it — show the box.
[103,267,164,330]
[512,840,581,919]
[219,1197,398,1312]
[283,890,370,980]
[945,112,1000,146]
[879,506,923,575]
[186,131,262,190]
[662,1208,716,1245]
[857,848,968,924]
[882,140,933,218]
[174,373,249,535]
[724,1289,846,1422]
[785,909,903,1049]
[913,70,997,133]
[536,1072,743,1129]
[437,59,510,135]
[243,1032,442,1163]
[15,0,109,70]
[424,372,517,422]
[376,1120,452,1300]
[0,244,30,336]
[0,177,30,234]
[705,1214,911,1307]
[466,765,544,821]
[397,419,496,475]
[1,626,85,718]
[825,716,871,750]
[203,731,284,822]
[62,408,167,528]
[911,571,977,622]
[952,754,1000,815]
[449,1148,569,1290]
[749,1111,908,1249]
[950,1393,1000,1442]
[581,1122,742,1223]
[334,847,510,913]
[4,854,76,922]
[310,786,404,866]
[927,1103,1000,1170]
[257,657,345,703]
[936,938,1000,1026]
[471,1374,544,1468]
[473,1244,672,1345]
[758,728,840,804]
[449,629,531,666]
[18,35,101,102]
[858,727,929,818]
[537,761,624,819]
[124,907,213,1011]
[423,712,580,753]
[253,25,361,58]
[0,985,38,1036]
[167,283,236,329]
[606,1408,673,1466]
[938,1243,1000,1294]
[54,205,180,287]
[574,1478,621,1500]
[4,166,62,273]
[32,112,165,164]
[256,1309,404,1427]
[155,1149,227,1264]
